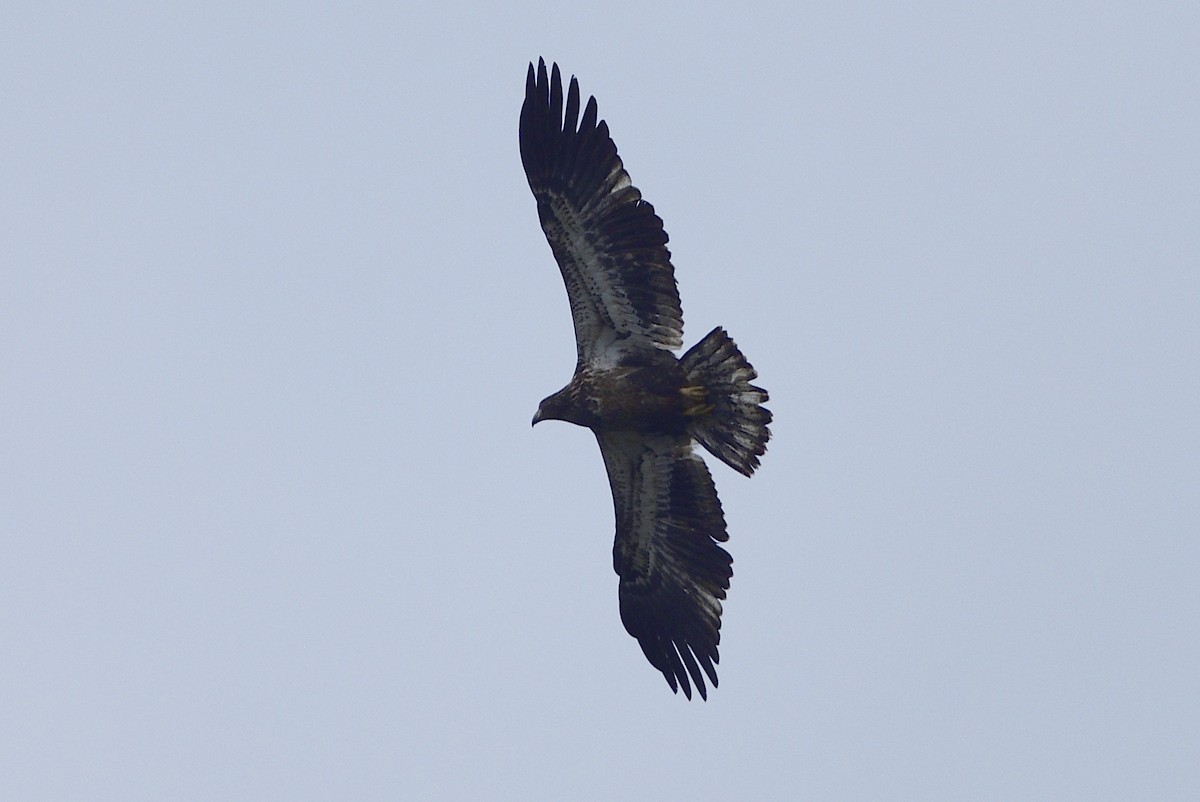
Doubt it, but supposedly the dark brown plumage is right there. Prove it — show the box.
[522,58,771,700]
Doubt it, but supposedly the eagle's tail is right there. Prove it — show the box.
[679,327,771,477]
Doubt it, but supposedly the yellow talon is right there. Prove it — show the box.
[681,385,712,416]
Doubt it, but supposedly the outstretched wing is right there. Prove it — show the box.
[520,58,683,369]
[595,430,732,700]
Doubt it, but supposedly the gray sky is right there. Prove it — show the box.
[3,3,1198,799]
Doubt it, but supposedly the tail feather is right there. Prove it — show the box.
[680,327,771,476]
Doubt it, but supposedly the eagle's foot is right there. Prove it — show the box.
[681,385,713,417]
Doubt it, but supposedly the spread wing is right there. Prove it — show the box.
[520,58,684,369]
[596,430,732,700]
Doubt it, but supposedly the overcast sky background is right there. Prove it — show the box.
[3,3,1198,799]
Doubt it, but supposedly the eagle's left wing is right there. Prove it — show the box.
[595,430,732,700]
[520,59,683,369]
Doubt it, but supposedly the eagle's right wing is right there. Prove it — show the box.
[519,59,684,369]
[595,430,732,700]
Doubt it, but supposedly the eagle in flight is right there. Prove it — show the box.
[521,59,771,700]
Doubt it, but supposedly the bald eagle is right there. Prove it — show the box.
[521,59,771,700]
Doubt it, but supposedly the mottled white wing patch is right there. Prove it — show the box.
[539,186,641,368]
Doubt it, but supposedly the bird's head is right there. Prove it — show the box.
[532,391,567,426]
[532,383,594,428]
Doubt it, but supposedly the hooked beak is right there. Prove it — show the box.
[531,408,543,426]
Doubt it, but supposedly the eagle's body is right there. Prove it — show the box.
[521,59,771,700]
[535,359,689,433]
